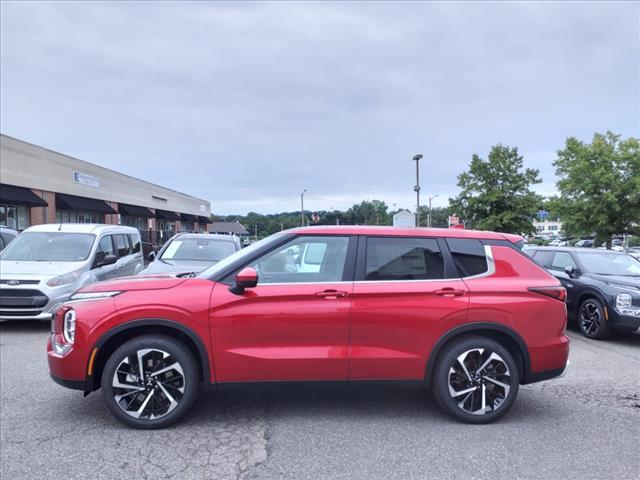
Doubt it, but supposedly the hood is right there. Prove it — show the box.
[0,260,86,280]
[139,260,212,276]
[587,274,640,289]
[79,275,188,293]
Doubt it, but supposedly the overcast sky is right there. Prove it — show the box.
[1,1,638,215]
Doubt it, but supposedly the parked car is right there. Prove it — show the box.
[48,226,568,428]
[0,224,143,321]
[527,246,640,339]
[138,233,241,277]
[575,239,594,248]
[0,226,18,251]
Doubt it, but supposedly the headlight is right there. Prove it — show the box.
[63,309,76,344]
[46,270,82,287]
[69,291,121,301]
[615,293,640,317]
[616,293,632,308]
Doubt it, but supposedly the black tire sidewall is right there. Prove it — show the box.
[101,334,199,429]
[578,298,610,339]
[433,336,520,424]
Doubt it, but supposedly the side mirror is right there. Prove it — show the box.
[564,265,577,278]
[229,267,258,295]
[147,251,156,261]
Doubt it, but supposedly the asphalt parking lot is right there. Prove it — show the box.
[1,321,638,480]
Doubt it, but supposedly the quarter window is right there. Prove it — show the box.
[249,236,349,284]
[446,238,488,277]
[365,237,444,281]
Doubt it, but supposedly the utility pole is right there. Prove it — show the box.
[412,154,423,227]
[254,224,258,240]
[428,194,439,228]
[300,189,307,227]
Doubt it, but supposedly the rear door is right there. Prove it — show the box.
[349,236,469,380]
[112,234,134,277]
[548,251,580,312]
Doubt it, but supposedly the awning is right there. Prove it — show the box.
[55,193,117,214]
[0,184,48,207]
[119,203,155,217]
[197,216,212,224]
[155,209,181,221]
[180,213,199,222]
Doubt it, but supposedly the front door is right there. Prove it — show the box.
[210,235,355,382]
[349,236,470,380]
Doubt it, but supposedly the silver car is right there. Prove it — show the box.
[0,224,143,321]
[139,233,241,276]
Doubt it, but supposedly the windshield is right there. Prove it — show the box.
[161,237,237,262]
[198,233,285,278]
[0,232,95,262]
[576,252,640,276]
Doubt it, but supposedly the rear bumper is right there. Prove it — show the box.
[523,334,570,384]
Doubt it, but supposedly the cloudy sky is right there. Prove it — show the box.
[1,1,638,214]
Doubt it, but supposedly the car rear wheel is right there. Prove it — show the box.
[433,336,519,424]
[101,334,199,429]
[578,298,610,339]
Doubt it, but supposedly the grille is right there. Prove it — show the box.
[0,279,40,285]
[0,310,43,317]
[0,289,49,309]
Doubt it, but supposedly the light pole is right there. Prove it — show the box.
[300,189,307,226]
[428,194,439,228]
[412,154,423,227]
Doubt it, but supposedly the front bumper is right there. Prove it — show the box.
[609,309,640,331]
[47,336,86,390]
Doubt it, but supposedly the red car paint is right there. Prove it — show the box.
[48,226,568,392]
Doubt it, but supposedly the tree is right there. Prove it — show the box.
[343,200,390,225]
[449,144,542,234]
[554,132,640,248]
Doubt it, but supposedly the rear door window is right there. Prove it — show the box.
[445,238,488,277]
[113,234,130,257]
[532,250,554,268]
[551,252,577,272]
[365,237,444,280]
[129,234,141,253]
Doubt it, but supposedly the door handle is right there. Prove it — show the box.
[315,289,349,299]
[434,288,465,297]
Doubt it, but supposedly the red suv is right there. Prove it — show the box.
[48,227,569,428]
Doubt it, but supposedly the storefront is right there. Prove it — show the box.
[54,193,117,224]
[0,183,48,230]
[118,203,155,231]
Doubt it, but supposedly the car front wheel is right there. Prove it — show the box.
[578,298,610,339]
[433,336,519,424]
[101,334,199,429]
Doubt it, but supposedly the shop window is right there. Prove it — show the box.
[0,205,29,230]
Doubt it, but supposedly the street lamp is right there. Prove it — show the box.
[412,154,423,227]
[300,189,307,226]
[428,194,439,228]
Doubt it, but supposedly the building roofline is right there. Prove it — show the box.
[0,133,210,206]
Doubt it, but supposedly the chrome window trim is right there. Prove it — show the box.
[250,244,495,286]
[460,245,495,280]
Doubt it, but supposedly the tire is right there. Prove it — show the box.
[578,298,610,339]
[433,336,520,424]
[101,334,199,429]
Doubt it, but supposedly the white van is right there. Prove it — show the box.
[0,224,143,320]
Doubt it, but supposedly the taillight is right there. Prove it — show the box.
[528,286,567,302]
